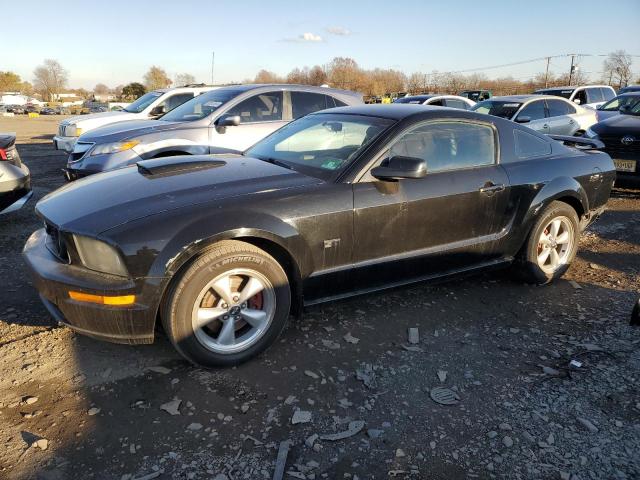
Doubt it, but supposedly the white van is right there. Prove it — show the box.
[533,85,616,109]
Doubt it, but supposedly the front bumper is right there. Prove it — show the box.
[23,228,157,344]
[53,135,77,153]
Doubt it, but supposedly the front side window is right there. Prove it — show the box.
[518,101,547,121]
[546,99,573,117]
[159,88,242,122]
[246,113,394,180]
[291,92,332,119]
[514,129,552,159]
[226,92,283,123]
[158,93,194,113]
[573,90,588,105]
[388,121,496,173]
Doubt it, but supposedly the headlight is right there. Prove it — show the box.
[90,140,140,156]
[585,128,598,139]
[65,125,83,137]
[73,235,128,276]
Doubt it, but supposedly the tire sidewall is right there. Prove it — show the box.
[166,247,291,367]
[525,202,580,284]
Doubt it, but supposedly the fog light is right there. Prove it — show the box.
[69,291,136,306]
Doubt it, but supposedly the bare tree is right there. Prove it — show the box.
[143,66,171,90]
[0,71,23,92]
[406,73,428,94]
[602,50,633,88]
[253,70,283,83]
[94,83,109,95]
[287,67,310,84]
[174,73,196,86]
[308,65,328,86]
[33,59,68,101]
[327,57,363,90]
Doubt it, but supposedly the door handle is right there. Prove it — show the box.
[569,119,575,124]
[479,183,506,194]
[543,124,550,129]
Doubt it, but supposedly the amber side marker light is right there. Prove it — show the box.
[69,291,136,306]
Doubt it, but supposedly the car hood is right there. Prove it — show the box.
[78,119,185,143]
[36,155,322,234]
[63,111,140,128]
[593,113,640,135]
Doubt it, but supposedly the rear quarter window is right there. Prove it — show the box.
[513,129,552,160]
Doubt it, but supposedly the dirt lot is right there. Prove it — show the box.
[0,115,639,480]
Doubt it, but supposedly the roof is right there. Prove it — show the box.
[202,83,362,99]
[483,95,543,102]
[536,85,613,92]
[313,103,453,120]
[395,95,436,102]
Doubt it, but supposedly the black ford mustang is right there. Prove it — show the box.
[23,105,615,366]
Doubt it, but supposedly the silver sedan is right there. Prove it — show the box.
[471,95,597,136]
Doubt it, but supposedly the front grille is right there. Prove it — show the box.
[600,135,640,158]
[45,223,70,263]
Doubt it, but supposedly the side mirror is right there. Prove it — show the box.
[573,98,582,105]
[149,105,166,117]
[596,104,603,110]
[216,114,241,127]
[515,116,531,123]
[371,156,427,181]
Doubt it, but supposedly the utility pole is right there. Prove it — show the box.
[544,56,551,88]
[211,51,215,85]
[568,54,576,86]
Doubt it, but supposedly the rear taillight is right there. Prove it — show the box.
[0,148,6,161]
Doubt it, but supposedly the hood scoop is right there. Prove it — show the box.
[137,157,226,178]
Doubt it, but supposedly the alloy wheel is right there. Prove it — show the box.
[536,216,574,274]
[191,268,276,354]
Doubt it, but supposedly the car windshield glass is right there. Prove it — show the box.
[536,89,573,99]
[471,100,522,119]
[159,89,242,122]
[601,95,640,111]
[123,92,162,113]
[246,113,395,180]
[394,96,431,104]
[623,100,640,115]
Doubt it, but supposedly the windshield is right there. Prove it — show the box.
[246,113,395,180]
[394,96,431,104]
[471,100,522,119]
[124,92,162,113]
[535,89,573,99]
[600,95,640,112]
[159,89,242,122]
[622,100,640,116]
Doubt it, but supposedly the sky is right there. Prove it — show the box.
[2,0,640,90]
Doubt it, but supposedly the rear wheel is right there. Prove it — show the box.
[162,240,291,366]
[518,201,579,284]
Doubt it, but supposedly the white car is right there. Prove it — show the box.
[471,95,597,136]
[533,85,616,109]
[393,94,475,109]
[53,85,218,152]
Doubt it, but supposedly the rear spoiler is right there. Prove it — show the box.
[548,135,604,150]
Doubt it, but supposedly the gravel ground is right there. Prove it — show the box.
[0,116,638,480]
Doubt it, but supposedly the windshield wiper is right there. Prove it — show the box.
[258,156,294,170]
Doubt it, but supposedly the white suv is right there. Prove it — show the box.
[53,85,217,152]
[533,85,616,109]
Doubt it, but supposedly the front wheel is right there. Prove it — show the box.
[161,240,291,367]
[517,201,580,284]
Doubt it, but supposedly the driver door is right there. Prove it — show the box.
[209,91,289,152]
